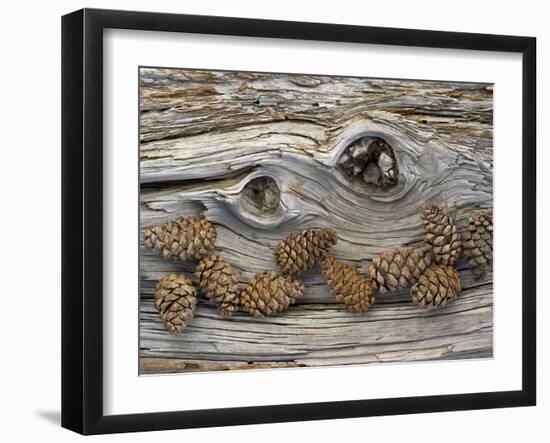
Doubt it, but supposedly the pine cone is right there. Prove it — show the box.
[461,209,493,280]
[240,272,304,317]
[411,265,461,308]
[195,254,240,316]
[275,228,337,275]
[367,246,434,293]
[422,203,461,266]
[143,216,216,261]
[154,273,197,334]
[322,256,375,312]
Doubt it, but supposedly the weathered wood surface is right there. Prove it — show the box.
[139,67,493,374]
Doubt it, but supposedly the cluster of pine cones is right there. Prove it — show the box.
[366,204,492,309]
[143,205,492,334]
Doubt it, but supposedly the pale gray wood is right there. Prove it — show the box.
[139,68,493,374]
[140,279,492,373]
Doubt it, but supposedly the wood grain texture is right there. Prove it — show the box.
[139,67,493,374]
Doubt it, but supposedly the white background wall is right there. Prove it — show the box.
[0,0,546,441]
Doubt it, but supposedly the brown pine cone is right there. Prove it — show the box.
[240,271,304,317]
[322,256,375,312]
[422,203,462,266]
[154,273,197,334]
[143,216,216,261]
[411,265,461,308]
[275,228,337,275]
[461,209,493,280]
[195,254,240,316]
[367,245,434,293]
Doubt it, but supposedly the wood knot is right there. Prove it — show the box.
[241,176,281,215]
[338,136,398,190]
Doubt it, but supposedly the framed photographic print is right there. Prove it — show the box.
[62,8,536,435]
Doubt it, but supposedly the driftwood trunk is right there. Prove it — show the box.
[139,67,493,374]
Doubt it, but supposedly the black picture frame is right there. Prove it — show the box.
[61,8,536,435]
